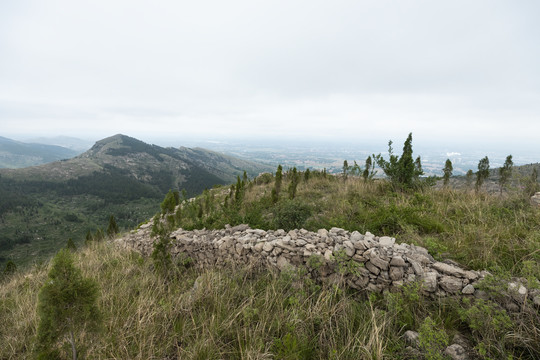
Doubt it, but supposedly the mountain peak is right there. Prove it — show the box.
[85,134,149,157]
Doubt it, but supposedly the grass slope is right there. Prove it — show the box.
[171,171,540,279]
[1,236,539,359]
[1,167,539,359]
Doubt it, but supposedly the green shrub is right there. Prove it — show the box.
[273,200,311,231]
[418,317,448,360]
[459,298,512,358]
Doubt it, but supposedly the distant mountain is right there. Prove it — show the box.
[25,135,94,152]
[0,136,78,168]
[0,134,272,268]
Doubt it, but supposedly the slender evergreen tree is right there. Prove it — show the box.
[84,231,92,246]
[36,249,101,359]
[374,133,423,189]
[362,155,376,182]
[94,228,105,242]
[273,165,283,203]
[161,190,179,215]
[498,155,513,194]
[342,160,349,180]
[66,238,77,251]
[475,156,490,193]
[106,215,119,237]
[288,167,299,199]
[3,260,16,276]
[304,168,311,182]
[443,159,453,186]
[466,169,474,189]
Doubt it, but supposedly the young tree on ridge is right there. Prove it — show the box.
[498,155,513,195]
[36,249,101,359]
[106,215,119,237]
[466,169,474,189]
[374,133,423,189]
[443,159,453,187]
[272,165,283,203]
[475,156,490,193]
[342,160,349,180]
[288,167,299,200]
[362,155,376,182]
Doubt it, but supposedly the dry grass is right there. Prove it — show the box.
[2,173,539,359]
[1,242,395,359]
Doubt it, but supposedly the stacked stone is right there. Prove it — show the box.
[115,223,489,297]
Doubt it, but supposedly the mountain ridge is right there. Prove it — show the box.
[0,136,78,169]
[0,134,272,268]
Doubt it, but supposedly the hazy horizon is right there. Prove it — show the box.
[2,1,539,154]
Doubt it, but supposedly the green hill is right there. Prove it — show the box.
[0,134,271,268]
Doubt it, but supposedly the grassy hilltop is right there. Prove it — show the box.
[2,162,539,359]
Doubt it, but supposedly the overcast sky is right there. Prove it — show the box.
[1,0,539,151]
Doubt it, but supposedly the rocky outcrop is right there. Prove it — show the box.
[116,223,490,297]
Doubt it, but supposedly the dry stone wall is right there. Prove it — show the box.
[115,222,491,297]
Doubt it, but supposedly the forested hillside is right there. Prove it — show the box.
[0,134,271,269]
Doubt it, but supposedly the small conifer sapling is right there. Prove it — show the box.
[36,249,101,360]
[475,156,490,193]
[498,155,513,194]
[443,159,453,187]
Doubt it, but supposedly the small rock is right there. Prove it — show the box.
[444,344,468,360]
[231,224,250,233]
[365,261,380,275]
[439,276,463,293]
[262,242,274,252]
[408,258,424,276]
[379,236,395,247]
[403,330,420,348]
[350,231,363,242]
[452,334,470,350]
[462,284,475,295]
[432,262,467,278]
[370,255,389,270]
[390,256,407,267]
[422,271,438,292]
[389,266,405,281]
[276,256,291,270]
[354,240,369,250]
[317,229,329,237]
[295,239,307,247]
[330,227,345,234]
[323,249,333,261]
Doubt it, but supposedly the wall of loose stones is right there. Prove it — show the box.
[115,222,489,297]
